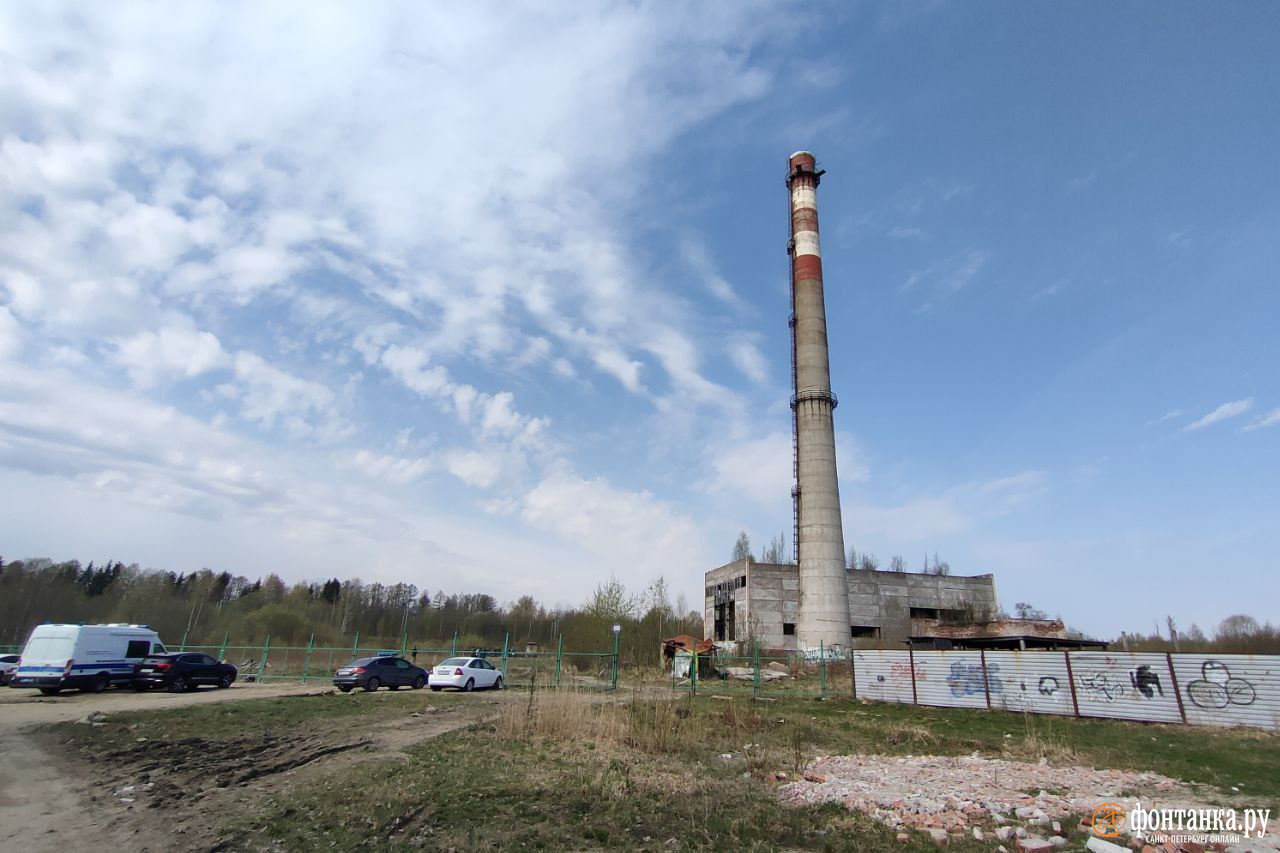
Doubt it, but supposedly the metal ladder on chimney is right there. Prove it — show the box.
[788,232,800,566]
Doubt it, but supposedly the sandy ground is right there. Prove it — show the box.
[0,682,480,851]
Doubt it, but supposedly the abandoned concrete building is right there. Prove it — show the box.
[704,557,998,650]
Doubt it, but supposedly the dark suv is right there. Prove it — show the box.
[333,655,428,692]
[132,653,237,692]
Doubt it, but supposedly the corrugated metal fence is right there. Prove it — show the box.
[850,649,1279,730]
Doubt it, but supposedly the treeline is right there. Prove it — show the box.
[1117,614,1280,656]
[0,557,701,666]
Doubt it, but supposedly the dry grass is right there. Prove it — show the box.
[998,711,1079,765]
[880,721,938,749]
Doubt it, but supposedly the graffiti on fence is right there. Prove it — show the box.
[889,661,928,681]
[799,646,846,662]
[1185,661,1257,709]
[847,650,1276,730]
[946,659,1003,697]
[1079,671,1129,703]
[1129,664,1164,699]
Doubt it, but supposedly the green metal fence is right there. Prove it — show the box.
[671,639,853,699]
[1,632,623,690]
[158,631,621,689]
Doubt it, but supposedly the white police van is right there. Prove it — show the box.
[9,623,168,695]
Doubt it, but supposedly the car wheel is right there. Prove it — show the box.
[217,675,232,689]
[412,675,426,690]
[462,678,474,693]
[364,677,381,692]
[169,676,189,693]
[39,687,61,696]
[494,676,503,691]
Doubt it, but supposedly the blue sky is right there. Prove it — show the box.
[0,2,1276,638]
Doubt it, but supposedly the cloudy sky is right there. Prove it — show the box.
[1,2,1276,637]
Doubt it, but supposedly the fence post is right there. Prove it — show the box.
[1166,652,1188,724]
[400,631,408,657]
[611,630,619,691]
[555,633,563,688]
[301,633,315,682]
[692,645,698,695]
[908,641,919,704]
[980,649,992,709]
[451,630,458,656]
[1063,651,1081,719]
[179,630,188,652]
[352,631,359,660]
[218,631,229,661]
[820,640,827,697]
[849,646,857,700]
[753,638,760,697]
[501,632,509,677]
[259,635,271,682]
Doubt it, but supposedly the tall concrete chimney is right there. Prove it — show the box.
[787,150,850,652]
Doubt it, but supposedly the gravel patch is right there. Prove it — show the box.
[778,753,1279,850]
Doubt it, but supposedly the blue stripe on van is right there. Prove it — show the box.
[17,663,136,674]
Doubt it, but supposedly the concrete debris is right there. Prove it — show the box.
[1085,840,1128,853]
[77,711,109,725]
[777,752,1280,851]
[722,666,788,682]
[766,661,790,673]
[927,827,949,845]
[1015,838,1054,853]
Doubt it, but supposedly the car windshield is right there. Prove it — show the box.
[439,658,469,666]
[0,655,19,663]
[346,658,378,667]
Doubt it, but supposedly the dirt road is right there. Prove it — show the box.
[0,682,405,851]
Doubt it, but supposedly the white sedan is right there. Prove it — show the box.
[428,656,504,692]
[0,654,19,685]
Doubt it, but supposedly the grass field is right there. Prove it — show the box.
[47,689,1280,850]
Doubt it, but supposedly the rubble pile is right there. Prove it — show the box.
[777,753,1280,852]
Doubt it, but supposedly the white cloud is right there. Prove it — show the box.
[1183,398,1253,432]
[727,337,769,384]
[351,449,433,485]
[681,239,741,306]
[704,432,794,504]
[940,249,988,292]
[1146,408,1184,426]
[224,352,343,439]
[444,449,504,489]
[522,470,705,577]
[110,318,227,387]
[0,305,22,360]
[1243,407,1280,432]
[844,470,1048,545]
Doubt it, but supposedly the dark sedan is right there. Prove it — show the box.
[333,655,427,692]
[132,653,237,692]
